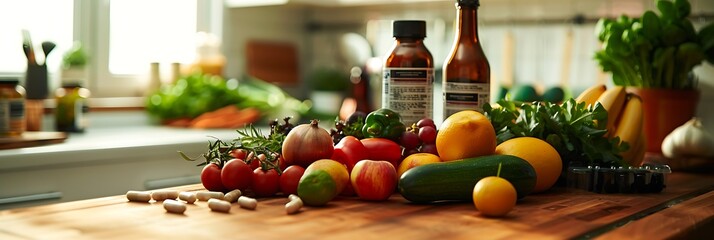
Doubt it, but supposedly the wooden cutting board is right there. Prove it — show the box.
[0,131,67,150]
[1,172,714,239]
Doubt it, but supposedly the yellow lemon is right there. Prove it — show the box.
[495,137,562,193]
[436,110,497,161]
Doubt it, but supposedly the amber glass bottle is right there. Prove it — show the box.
[443,0,490,118]
[383,20,434,125]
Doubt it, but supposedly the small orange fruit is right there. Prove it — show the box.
[473,176,517,217]
[397,153,441,178]
[436,110,497,161]
[495,137,562,193]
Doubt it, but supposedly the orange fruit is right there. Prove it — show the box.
[397,153,441,178]
[494,137,562,193]
[436,110,497,161]
[298,159,350,206]
[303,159,350,193]
[472,176,517,217]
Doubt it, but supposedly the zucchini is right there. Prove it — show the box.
[398,155,536,203]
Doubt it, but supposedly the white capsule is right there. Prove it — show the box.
[285,197,303,215]
[196,191,225,201]
[208,198,232,213]
[288,194,300,202]
[163,199,187,214]
[178,192,197,204]
[224,189,242,203]
[238,196,257,210]
[151,190,179,201]
[126,191,152,202]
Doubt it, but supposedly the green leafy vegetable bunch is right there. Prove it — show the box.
[594,0,714,89]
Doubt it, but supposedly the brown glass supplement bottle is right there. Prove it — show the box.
[443,0,490,118]
[383,20,434,125]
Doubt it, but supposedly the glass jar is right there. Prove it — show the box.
[0,79,26,136]
[55,83,90,132]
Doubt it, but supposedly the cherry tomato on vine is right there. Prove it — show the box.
[221,159,253,191]
[252,168,280,197]
[231,149,248,160]
[201,163,226,192]
[279,165,305,195]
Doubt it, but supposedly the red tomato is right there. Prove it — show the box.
[360,138,402,168]
[279,165,305,195]
[201,163,226,192]
[246,154,260,169]
[221,159,253,191]
[231,149,248,160]
[332,136,369,171]
[278,155,288,171]
[252,168,280,197]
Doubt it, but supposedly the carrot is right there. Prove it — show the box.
[189,107,261,129]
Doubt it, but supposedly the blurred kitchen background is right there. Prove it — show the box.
[1,0,713,209]
[2,0,713,119]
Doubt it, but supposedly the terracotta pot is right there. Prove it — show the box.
[628,88,699,153]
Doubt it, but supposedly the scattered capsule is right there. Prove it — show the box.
[288,194,300,202]
[126,191,152,202]
[151,190,179,201]
[224,189,242,203]
[178,192,197,204]
[238,196,257,210]
[163,199,187,214]
[208,198,231,213]
[196,191,225,201]
[285,197,303,215]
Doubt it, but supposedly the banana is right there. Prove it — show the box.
[628,131,647,167]
[575,84,607,107]
[596,86,627,135]
[614,94,643,161]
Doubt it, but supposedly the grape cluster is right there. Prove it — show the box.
[400,118,438,157]
[269,116,295,137]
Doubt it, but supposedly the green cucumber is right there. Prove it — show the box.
[398,155,536,203]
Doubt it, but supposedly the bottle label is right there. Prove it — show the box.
[0,99,25,134]
[443,81,490,118]
[382,68,433,124]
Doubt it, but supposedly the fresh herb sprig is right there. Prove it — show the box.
[180,117,295,172]
[178,136,238,167]
[484,99,628,168]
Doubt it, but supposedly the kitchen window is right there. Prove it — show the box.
[0,0,222,99]
[0,0,74,75]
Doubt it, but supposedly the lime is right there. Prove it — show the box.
[297,170,338,206]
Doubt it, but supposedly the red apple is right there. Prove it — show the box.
[350,160,397,201]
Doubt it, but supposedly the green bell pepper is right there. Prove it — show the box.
[361,108,406,141]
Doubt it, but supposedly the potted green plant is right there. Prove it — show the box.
[308,67,349,114]
[61,41,89,85]
[594,0,714,153]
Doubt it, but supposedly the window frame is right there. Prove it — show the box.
[76,0,223,98]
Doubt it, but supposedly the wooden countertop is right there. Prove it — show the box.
[1,172,714,239]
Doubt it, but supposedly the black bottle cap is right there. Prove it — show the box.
[393,20,426,38]
[457,0,479,7]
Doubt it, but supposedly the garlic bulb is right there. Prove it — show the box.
[661,118,714,158]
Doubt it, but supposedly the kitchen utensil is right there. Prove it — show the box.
[41,41,56,64]
[21,29,36,65]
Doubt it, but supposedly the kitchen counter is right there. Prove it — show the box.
[0,111,246,210]
[1,172,713,239]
